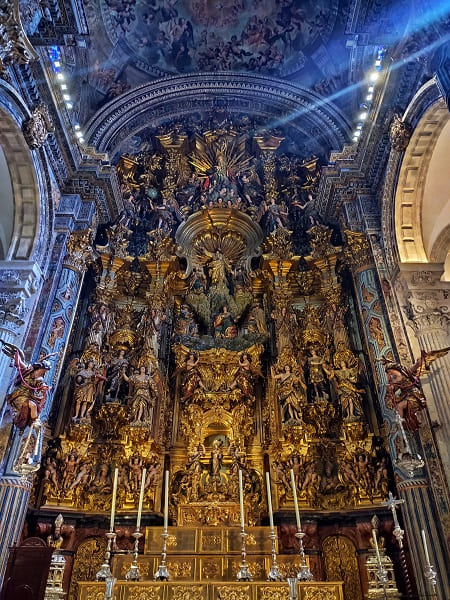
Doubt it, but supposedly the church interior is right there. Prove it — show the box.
[0,0,449,599]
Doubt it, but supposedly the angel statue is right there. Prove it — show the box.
[380,347,450,432]
[1,340,58,430]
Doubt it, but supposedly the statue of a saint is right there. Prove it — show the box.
[229,352,262,399]
[178,352,205,401]
[213,305,237,338]
[72,360,106,420]
[330,358,365,421]
[271,362,307,424]
[271,306,295,355]
[122,365,157,424]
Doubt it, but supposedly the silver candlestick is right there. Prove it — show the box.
[236,530,253,581]
[267,529,284,581]
[295,532,313,581]
[96,531,116,582]
[125,530,143,581]
[154,530,171,580]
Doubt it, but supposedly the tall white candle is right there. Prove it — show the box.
[163,470,170,531]
[136,467,147,530]
[290,469,301,531]
[372,529,382,566]
[110,467,118,532]
[421,529,431,565]
[239,469,245,530]
[265,472,275,531]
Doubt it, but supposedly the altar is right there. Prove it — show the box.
[76,527,344,599]
[77,580,344,600]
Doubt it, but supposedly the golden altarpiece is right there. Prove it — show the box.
[32,119,401,600]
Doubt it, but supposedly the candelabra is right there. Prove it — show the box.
[295,532,313,581]
[153,530,171,580]
[267,529,284,581]
[125,530,143,581]
[236,530,253,581]
[96,531,116,582]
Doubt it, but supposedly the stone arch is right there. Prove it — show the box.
[85,72,350,159]
[394,98,450,265]
[0,107,40,260]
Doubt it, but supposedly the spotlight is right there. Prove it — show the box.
[79,137,85,144]
[368,85,375,93]
[356,123,363,130]
[369,71,379,82]
[366,93,373,101]
[74,124,81,130]
[60,83,67,90]
[54,60,61,68]
[375,59,382,67]
[56,73,64,81]
[359,111,368,120]
[75,131,83,138]
[65,101,73,109]
[63,94,71,101]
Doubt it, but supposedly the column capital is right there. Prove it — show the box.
[343,230,375,271]
[63,229,97,274]
[400,266,450,334]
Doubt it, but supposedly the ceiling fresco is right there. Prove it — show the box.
[81,0,352,114]
[98,0,340,76]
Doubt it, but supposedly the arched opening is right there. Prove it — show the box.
[394,99,450,272]
[0,108,40,260]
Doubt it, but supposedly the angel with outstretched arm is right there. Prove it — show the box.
[1,340,58,429]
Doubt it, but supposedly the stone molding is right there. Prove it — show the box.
[85,73,350,155]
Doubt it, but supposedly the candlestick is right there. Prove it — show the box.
[294,532,313,581]
[239,469,245,529]
[109,468,118,532]
[96,531,116,582]
[236,469,252,581]
[136,467,147,531]
[372,529,382,566]
[421,529,430,565]
[154,470,171,581]
[265,472,283,581]
[420,528,438,593]
[290,469,301,531]
[125,530,143,581]
[163,469,169,531]
[371,528,388,586]
[266,472,274,530]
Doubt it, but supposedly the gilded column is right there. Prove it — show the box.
[0,230,95,585]
[343,231,450,599]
